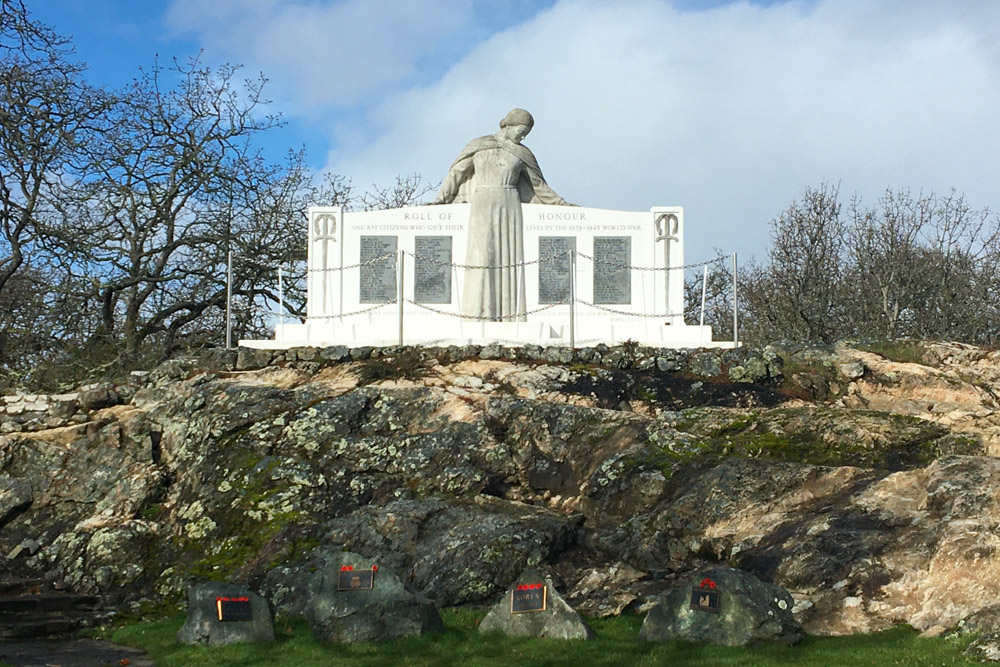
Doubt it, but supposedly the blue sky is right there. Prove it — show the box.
[26,0,1000,263]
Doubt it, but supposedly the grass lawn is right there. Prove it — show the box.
[97,608,981,666]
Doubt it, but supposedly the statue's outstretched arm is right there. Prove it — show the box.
[526,170,569,206]
[432,155,474,204]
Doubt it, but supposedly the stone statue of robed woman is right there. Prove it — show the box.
[433,108,571,321]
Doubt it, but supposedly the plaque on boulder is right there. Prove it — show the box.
[360,236,397,303]
[511,583,547,614]
[638,567,801,647]
[538,237,575,304]
[479,569,593,640]
[414,236,452,304]
[337,565,376,591]
[689,578,720,613]
[305,550,443,643]
[177,582,275,646]
[216,596,254,621]
[592,237,631,305]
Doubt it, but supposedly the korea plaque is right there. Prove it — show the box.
[510,582,547,614]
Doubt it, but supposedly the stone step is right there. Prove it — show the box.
[0,578,46,596]
[0,593,101,614]
[0,586,113,641]
[0,613,108,641]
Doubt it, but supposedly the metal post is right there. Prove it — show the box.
[398,250,405,346]
[225,250,233,349]
[278,266,284,329]
[569,250,576,349]
[732,252,739,348]
[700,264,708,328]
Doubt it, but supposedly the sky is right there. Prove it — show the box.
[28,0,1000,263]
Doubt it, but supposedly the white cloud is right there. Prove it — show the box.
[165,0,478,108]
[167,0,1000,263]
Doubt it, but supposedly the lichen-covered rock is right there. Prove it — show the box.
[305,550,442,643]
[966,633,1000,662]
[177,582,275,645]
[260,496,582,614]
[0,476,31,527]
[77,382,119,410]
[639,567,800,646]
[3,341,1000,641]
[688,351,722,378]
[479,569,592,640]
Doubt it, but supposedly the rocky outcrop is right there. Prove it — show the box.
[0,341,998,642]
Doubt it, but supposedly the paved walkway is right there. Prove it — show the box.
[0,639,155,667]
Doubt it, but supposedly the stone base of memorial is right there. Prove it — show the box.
[305,550,443,643]
[479,569,593,640]
[176,582,275,646]
[638,567,801,647]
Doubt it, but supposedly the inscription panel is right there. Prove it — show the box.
[337,568,375,591]
[414,236,452,304]
[510,583,547,614]
[215,597,253,622]
[538,237,575,304]
[593,236,631,305]
[359,236,397,303]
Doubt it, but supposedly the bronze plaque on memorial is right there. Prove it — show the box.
[510,583,547,614]
[215,596,253,622]
[689,578,720,613]
[337,565,377,591]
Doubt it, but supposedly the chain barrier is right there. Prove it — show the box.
[308,252,397,273]
[293,250,724,274]
[571,299,699,319]
[404,299,560,321]
[402,249,573,270]
[234,253,398,274]
[272,300,397,320]
[572,252,727,272]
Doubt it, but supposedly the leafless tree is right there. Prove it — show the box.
[741,183,847,344]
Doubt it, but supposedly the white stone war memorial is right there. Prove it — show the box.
[243,109,723,350]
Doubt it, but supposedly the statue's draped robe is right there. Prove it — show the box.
[436,134,567,321]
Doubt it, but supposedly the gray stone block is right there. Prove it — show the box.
[177,582,275,646]
[305,550,443,643]
[479,569,593,640]
[638,567,801,646]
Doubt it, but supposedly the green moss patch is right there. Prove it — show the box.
[655,406,959,470]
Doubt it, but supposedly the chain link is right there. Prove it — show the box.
[403,299,560,321]
[402,249,573,270]
[573,252,727,272]
[572,299,698,319]
[271,300,398,320]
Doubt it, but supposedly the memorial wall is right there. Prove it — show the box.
[256,202,719,348]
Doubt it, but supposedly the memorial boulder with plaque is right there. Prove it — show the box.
[305,550,443,643]
[176,582,275,646]
[479,569,593,640]
[638,567,801,647]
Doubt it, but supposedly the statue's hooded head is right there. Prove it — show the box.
[499,108,534,129]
